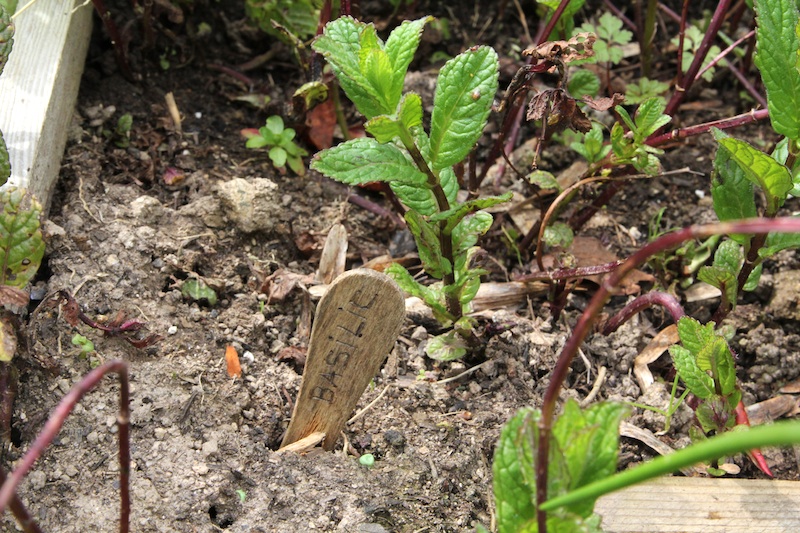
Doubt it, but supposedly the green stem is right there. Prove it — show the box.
[540,420,800,512]
[396,127,460,319]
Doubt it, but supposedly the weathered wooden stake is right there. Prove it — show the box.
[280,269,405,451]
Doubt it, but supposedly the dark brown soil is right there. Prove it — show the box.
[3,2,800,532]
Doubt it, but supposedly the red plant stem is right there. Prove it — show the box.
[0,361,131,533]
[657,2,681,23]
[347,192,405,228]
[646,108,770,147]
[734,400,774,477]
[696,29,754,80]
[665,0,733,117]
[602,291,685,335]
[514,260,623,282]
[90,0,135,82]
[602,0,635,29]
[533,0,573,44]
[534,218,800,531]
[207,64,256,87]
[725,61,767,109]
[0,467,42,533]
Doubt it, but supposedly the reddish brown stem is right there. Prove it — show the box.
[514,260,623,283]
[602,291,685,335]
[535,218,800,531]
[665,0,733,117]
[0,361,131,533]
[90,0,135,82]
[646,108,770,147]
[0,466,42,533]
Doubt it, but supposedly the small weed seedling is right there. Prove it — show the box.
[310,16,509,360]
[244,115,308,176]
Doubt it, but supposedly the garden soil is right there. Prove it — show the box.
[3,2,800,532]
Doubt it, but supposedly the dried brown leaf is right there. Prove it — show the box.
[523,33,596,63]
[582,93,625,111]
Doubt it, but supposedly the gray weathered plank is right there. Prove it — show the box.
[0,0,92,212]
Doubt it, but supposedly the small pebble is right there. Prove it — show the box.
[167,325,178,335]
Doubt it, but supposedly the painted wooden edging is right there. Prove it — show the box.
[0,0,92,212]
[595,476,800,532]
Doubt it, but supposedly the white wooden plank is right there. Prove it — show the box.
[595,477,800,532]
[0,0,92,212]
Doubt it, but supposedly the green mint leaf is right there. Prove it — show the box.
[426,330,468,361]
[364,116,403,144]
[311,137,427,187]
[754,0,800,140]
[399,92,423,130]
[429,46,498,170]
[364,93,423,143]
[567,69,600,98]
[697,266,737,306]
[269,146,288,168]
[0,188,44,289]
[676,316,716,361]
[384,17,430,109]
[761,226,800,257]
[714,133,793,215]
[0,3,14,78]
[430,192,511,233]
[669,345,716,400]
[0,131,9,186]
[451,211,494,256]
[385,263,451,323]
[715,341,738,397]
[697,240,742,306]
[712,133,757,243]
[313,17,387,119]
[359,47,394,112]
[405,211,451,278]
[493,408,539,533]
[391,164,458,216]
[614,106,636,134]
[744,263,763,291]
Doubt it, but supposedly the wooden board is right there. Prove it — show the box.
[595,476,800,532]
[281,269,405,451]
[0,0,92,212]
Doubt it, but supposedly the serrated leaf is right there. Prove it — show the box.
[669,344,716,400]
[399,92,423,130]
[712,134,757,243]
[0,3,13,78]
[697,240,741,306]
[385,17,430,108]
[697,266,737,306]
[633,97,671,140]
[451,211,494,256]
[429,46,498,170]
[385,263,450,322]
[543,222,574,248]
[313,17,387,119]
[426,330,468,361]
[364,116,403,143]
[312,137,427,187]
[493,408,539,533]
[676,316,715,360]
[528,170,561,190]
[0,188,43,289]
[359,47,394,112]
[568,69,600,98]
[406,211,450,278]
[761,227,800,257]
[0,130,9,186]
[430,192,511,233]
[754,0,800,140]
[715,132,793,215]
[715,341,738,396]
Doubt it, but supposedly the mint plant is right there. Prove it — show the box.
[245,0,321,46]
[310,16,508,360]
[0,3,13,187]
[244,115,308,176]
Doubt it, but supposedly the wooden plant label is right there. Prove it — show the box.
[280,269,405,451]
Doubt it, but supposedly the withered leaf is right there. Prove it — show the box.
[527,89,592,133]
[582,93,625,111]
[0,286,29,308]
[523,33,596,64]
